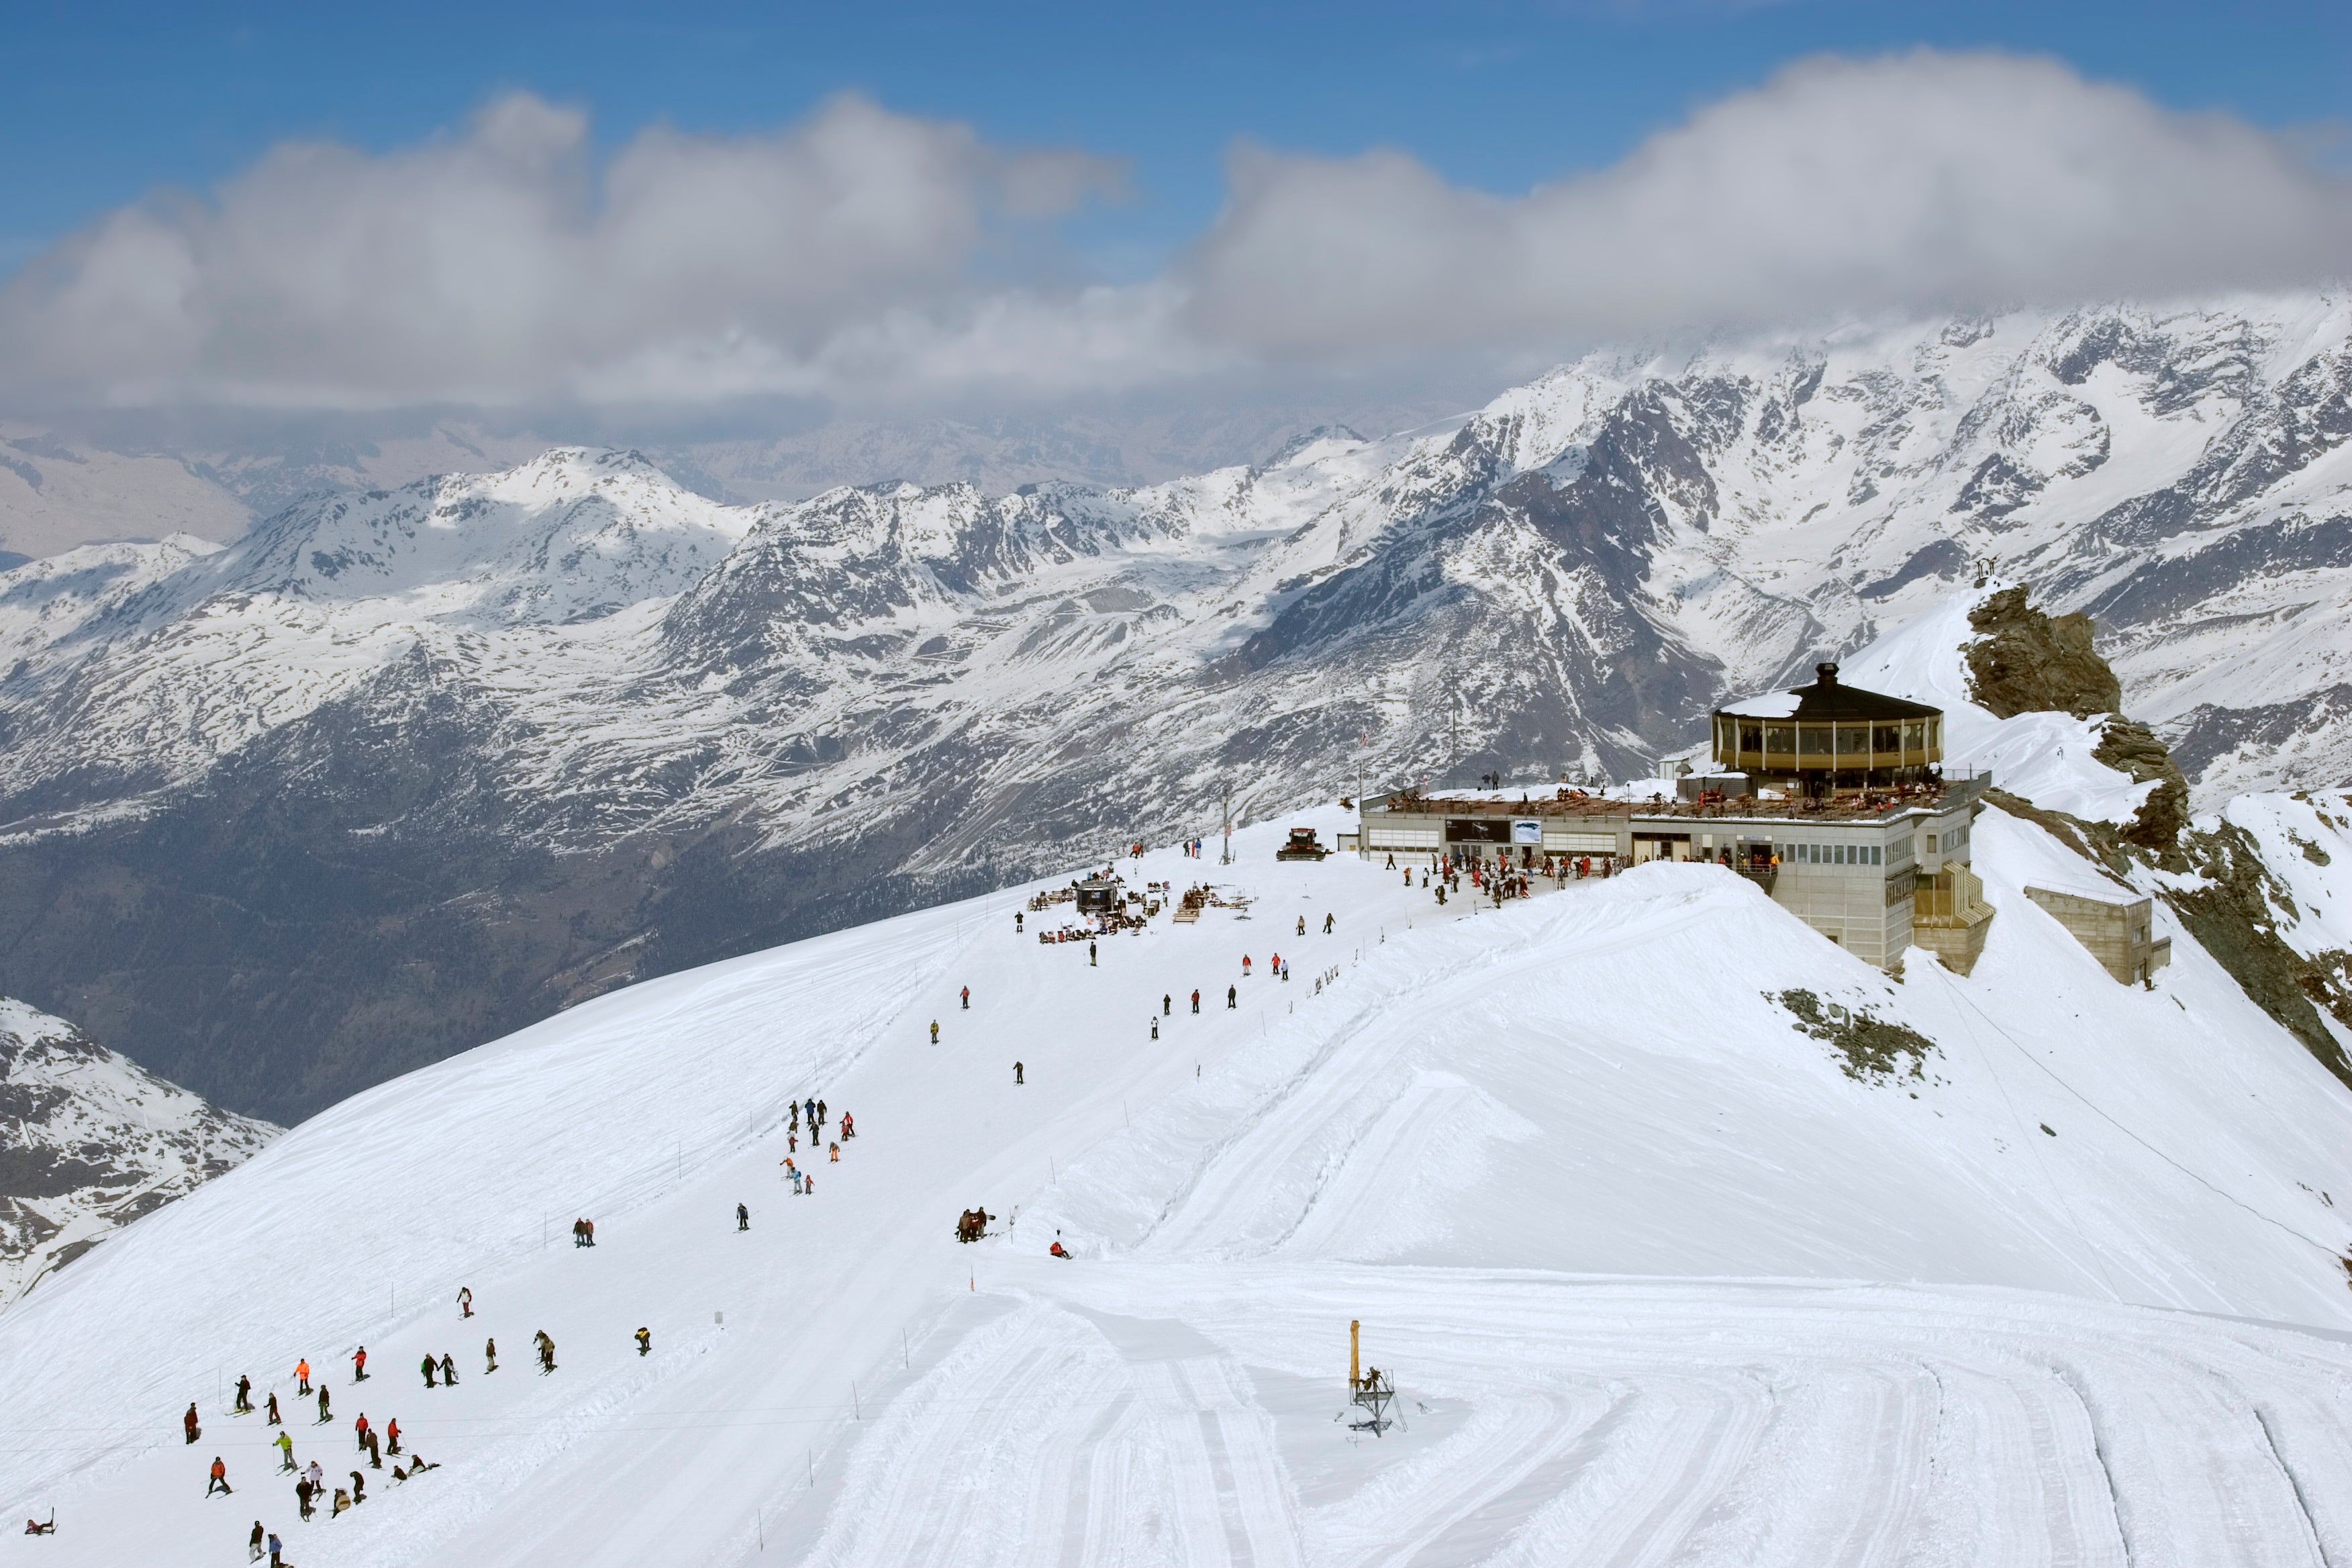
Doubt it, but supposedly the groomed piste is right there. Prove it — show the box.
[1,801,2349,1566]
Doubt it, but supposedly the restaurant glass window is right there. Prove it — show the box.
[1767,724,1796,756]
[1836,724,1871,755]
[1800,725,1831,757]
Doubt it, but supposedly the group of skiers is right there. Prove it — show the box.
[777,1093,848,1193]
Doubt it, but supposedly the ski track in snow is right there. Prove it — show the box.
[0,815,2347,1565]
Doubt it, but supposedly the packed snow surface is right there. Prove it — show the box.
[1,812,2349,1565]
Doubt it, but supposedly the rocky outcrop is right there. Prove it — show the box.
[1964,587,2121,719]
[2092,718,2192,850]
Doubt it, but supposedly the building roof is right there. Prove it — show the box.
[1716,663,1941,722]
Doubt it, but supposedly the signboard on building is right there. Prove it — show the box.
[1511,818,1542,844]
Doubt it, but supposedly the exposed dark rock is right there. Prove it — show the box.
[2092,718,2190,850]
[1964,587,2121,719]
[1769,989,1940,1084]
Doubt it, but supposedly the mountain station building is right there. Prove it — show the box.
[1357,664,1996,973]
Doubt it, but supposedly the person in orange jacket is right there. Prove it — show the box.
[296,1359,311,1395]
[205,1456,232,1496]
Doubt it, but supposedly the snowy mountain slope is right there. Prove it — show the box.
[0,809,2347,1565]
[9,294,2352,1121]
[0,997,275,1308]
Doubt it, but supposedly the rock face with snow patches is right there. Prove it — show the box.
[0,997,275,1306]
[6,297,2352,1118]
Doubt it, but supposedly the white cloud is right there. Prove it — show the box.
[1182,50,2352,354]
[6,52,2352,413]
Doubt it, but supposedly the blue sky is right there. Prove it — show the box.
[4,1,2351,418]
[7,0,2347,278]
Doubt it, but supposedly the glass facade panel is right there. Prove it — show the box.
[1872,723,1900,752]
[1836,724,1871,755]
[1800,725,1830,756]
[1903,720,1924,750]
[1766,724,1795,755]
[1740,722,1763,752]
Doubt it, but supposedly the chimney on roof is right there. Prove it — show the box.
[1816,662,1839,685]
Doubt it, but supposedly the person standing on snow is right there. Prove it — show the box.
[635,1327,652,1357]
[484,1338,498,1374]
[1191,989,1200,1014]
[364,1428,381,1469]
[274,1430,295,1471]
[236,1374,253,1413]
[1089,940,1097,966]
[840,1112,854,1138]
[295,1359,311,1395]
[458,1286,473,1319]
[438,1353,458,1387]
[295,1475,313,1521]
[1150,1017,1159,1040]
[350,1346,367,1382]
[421,1354,437,1389]
[207,1457,232,1496]
[183,1401,203,1444]
[352,1413,369,1453]
[816,1099,826,1128]
[1226,985,1236,1010]
[266,1391,281,1425]
[737,1202,750,1230]
[961,985,970,1010]
[1014,1062,1024,1085]
[1325,912,1334,934]
[385,1418,401,1455]
[930,1020,940,1044]
[315,1387,330,1424]
[535,1330,556,1373]
[1163,993,1171,1015]
[250,1520,264,1559]
[268,1530,285,1567]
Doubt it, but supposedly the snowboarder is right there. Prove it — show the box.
[236,1374,253,1413]
[1014,1061,1024,1085]
[1227,985,1237,1009]
[185,1402,201,1444]
[421,1355,437,1389]
[1191,989,1200,1014]
[960,986,969,1010]
[350,1346,366,1382]
[207,1457,232,1496]
[930,1020,940,1044]
[295,1359,311,1395]
[438,1353,457,1387]
[737,1202,750,1230]
[457,1286,473,1319]
[266,1391,281,1426]
[634,1327,651,1357]
[484,1338,497,1374]
[275,1430,294,1471]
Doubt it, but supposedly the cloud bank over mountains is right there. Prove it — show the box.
[7,50,2351,414]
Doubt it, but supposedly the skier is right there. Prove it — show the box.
[385,1418,400,1455]
[348,1471,366,1506]
[484,1338,498,1374]
[1242,954,1251,976]
[1089,940,1097,966]
[583,1218,595,1246]
[737,1202,750,1230]
[1015,911,1024,932]
[438,1353,458,1387]
[23,1514,54,1536]
[805,1173,815,1195]
[268,1531,285,1567]
[458,1286,473,1319]
[840,1112,854,1138]
[535,1330,556,1373]
[266,1391,281,1426]
[1297,916,1305,936]
[1226,985,1236,1010]
[930,1020,940,1044]
[351,1346,367,1382]
[364,1428,381,1470]
[1324,913,1334,934]
[274,1430,295,1471]
[1150,1018,1159,1040]
[353,1413,369,1453]
[1191,989,1200,1014]
[828,1141,839,1163]
[185,1402,201,1444]
[421,1355,437,1389]
[317,1386,332,1423]
[817,1098,826,1127]
[295,1476,313,1521]
[250,1521,264,1562]
[1163,993,1171,1015]
[306,1459,324,1498]
[804,1097,816,1125]
[786,1160,802,1193]
[236,1373,253,1413]
[635,1327,652,1357]
[961,985,970,1010]
[207,1457,232,1497]
[296,1359,311,1395]
[1014,1061,1024,1085]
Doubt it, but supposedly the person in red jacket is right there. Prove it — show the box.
[205,1456,232,1496]
[183,1402,200,1444]
[385,1416,401,1455]
[352,1345,368,1381]
[354,1412,370,1452]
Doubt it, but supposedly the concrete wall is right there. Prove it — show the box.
[2023,886,2168,984]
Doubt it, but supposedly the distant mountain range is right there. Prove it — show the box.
[3,293,2349,1122]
